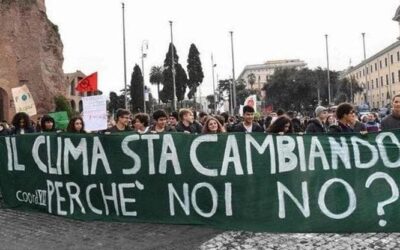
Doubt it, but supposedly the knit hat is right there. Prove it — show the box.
[315,106,327,117]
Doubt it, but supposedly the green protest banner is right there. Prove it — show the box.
[0,131,400,232]
[48,111,69,129]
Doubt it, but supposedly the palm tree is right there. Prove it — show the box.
[149,66,164,104]
[247,73,256,89]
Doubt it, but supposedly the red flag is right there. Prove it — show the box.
[75,72,98,92]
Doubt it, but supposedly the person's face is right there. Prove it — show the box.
[133,119,144,131]
[327,116,335,125]
[19,119,26,128]
[244,112,254,124]
[392,97,400,113]
[207,119,219,133]
[74,119,83,131]
[156,117,167,129]
[344,109,356,124]
[283,123,291,133]
[44,120,53,130]
[168,116,177,126]
[118,115,130,126]
[183,112,194,123]
[368,114,374,122]
[319,110,328,121]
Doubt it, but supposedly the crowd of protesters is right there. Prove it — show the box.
[1,94,400,136]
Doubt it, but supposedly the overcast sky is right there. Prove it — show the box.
[46,0,400,98]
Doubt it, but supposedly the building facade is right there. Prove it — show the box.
[237,59,307,90]
[344,41,400,108]
[344,5,400,109]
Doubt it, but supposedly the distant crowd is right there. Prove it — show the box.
[1,94,400,136]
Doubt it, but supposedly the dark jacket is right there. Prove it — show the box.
[10,126,35,135]
[148,125,176,133]
[233,122,264,132]
[305,119,326,134]
[381,114,400,131]
[175,121,202,134]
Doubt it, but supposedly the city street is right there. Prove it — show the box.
[1,201,400,250]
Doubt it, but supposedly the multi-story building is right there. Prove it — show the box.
[344,5,400,108]
[237,59,307,90]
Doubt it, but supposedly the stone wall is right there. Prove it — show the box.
[0,0,67,121]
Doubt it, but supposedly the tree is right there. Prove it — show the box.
[187,44,204,104]
[206,94,215,111]
[149,66,163,104]
[247,73,256,89]
[130,64,144,113]
[262,67,364,112]
[160,43,188,104]
[54,95,75,118]
[108,91,125,114]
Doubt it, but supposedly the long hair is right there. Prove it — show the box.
[267,115,293,134]
[202,117,226,133]
[11,112,30,130]
[40,115,56,132]
[67,116,85,133]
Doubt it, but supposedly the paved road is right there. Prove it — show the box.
[1,205,399,249]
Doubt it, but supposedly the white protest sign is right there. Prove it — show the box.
[82,95,107,131]
[11,84,37,116]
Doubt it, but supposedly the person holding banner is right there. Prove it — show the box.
[381,94,400,130]
[39,115,56,132]
[233,105,264,133]
[175,109,202,134]
[266,115,293,135]
[202,117,225,133]
[305,106,328,134]
[67,117,86,133]
[106,109,132,133]
[149,110,176,133]
[133,113,150,134]
[334,103,356,133]
[10,112,35,135]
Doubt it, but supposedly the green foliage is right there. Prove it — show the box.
[149,66,163,104]
[130,64,144,113]
[187,44,204,100]
[54,95,75,118]
[160,43,188,103]
[263,67,363,112]
[108,91,125,114]
[247,73,256,89]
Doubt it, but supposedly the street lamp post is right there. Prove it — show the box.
[325,34,331,105]
[121,3,128,109]
[169,21,177,111]
[362,33,369,106]
[229,31,237,114]
[141,40,148,113]
[211,54,217,113]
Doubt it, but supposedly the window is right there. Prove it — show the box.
[367,81,369,90]
[371,65,373,73]
[380,61,382,69]
[375,63,377,71]
[392,72,395,83]
[391,55,394,64]
[381,76,384,86]
[386,74,389,85]
[376,78,378,88]
[363,69,365,76]
[371,80,374,89]
[385,58,388,67]
[398,70,400,82]
[397,51,400,61]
